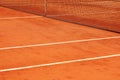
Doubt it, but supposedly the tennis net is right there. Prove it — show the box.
[0,0,120,32]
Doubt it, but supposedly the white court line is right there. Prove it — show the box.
[0,16,42,20]
[0,54,120,72]
[0,36,120,50]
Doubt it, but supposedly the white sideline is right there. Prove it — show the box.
[0,36,120,50]
[0,54,120,72]
[0,16,42,20]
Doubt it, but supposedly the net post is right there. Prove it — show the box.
[44,0,47,16]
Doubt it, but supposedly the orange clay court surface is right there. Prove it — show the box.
[0,6,120,80]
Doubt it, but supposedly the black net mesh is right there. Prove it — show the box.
[0,0,120,32]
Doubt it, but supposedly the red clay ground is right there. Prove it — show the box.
[0,57,120,80]
[0,7,120,80]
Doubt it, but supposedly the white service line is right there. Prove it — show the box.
[0,36,120,50]
[0,54,120,72]
[0,16,42,20]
